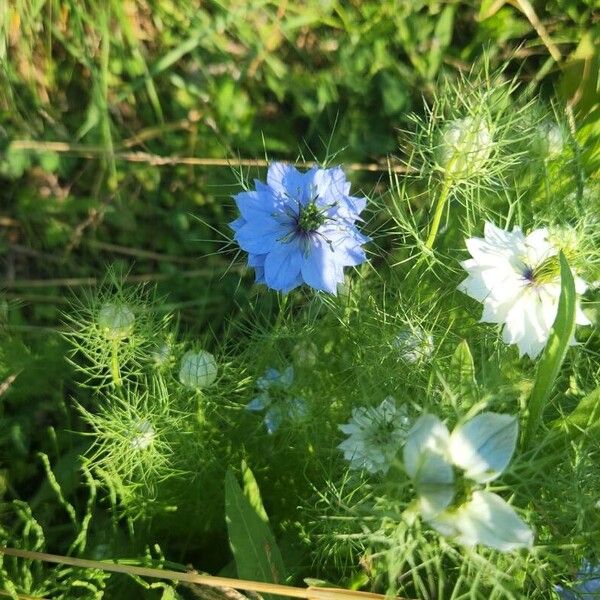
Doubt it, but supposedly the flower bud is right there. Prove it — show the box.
[393,326,434,364]
[532,122,564,159]
[179,349,218,390]
[292,341,318,367]
[151,342,172,368]
[435,116,492,177]
[130,420,155,451]
[97,303,135,340]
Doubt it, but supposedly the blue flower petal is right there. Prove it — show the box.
[264,407,283,434]
[234,217,286,255]
[267,163,315,205]
[264,241,304,293]
[229,216,246,232]
[280,366,294,387]
[300,237,343,294]
[246,393,270,412]
[233,189,278,221]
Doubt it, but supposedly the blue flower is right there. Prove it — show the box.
[556,561,600,599]
[231,163,369,294]
[245,366,308,434]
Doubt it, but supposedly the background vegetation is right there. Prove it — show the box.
[0,1,598,598]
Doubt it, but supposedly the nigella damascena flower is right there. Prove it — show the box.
[556,560,600,599]
[403,412,533,552]
[459,222,590,358]
[246,366,308,434]
[230,163,369,294]
[338,397,411,475]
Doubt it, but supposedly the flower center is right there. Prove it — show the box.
[297,201,326,232]
[370,419,397,446]
[522,256,561,286]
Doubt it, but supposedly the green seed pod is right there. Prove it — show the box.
[179,349,218,390]
[97,303,135,340]
[436,116,492,178]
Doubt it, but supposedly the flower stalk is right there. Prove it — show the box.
[110,340,122,387]
[425,156,458,249]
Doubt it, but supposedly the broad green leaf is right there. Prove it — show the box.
[225,468,286,592]
[427,5,455,80]
[551,385,600,441]
[523,252,576,447]
[241,459,268,522]
[449,340,477,404]
[478,0,506,20]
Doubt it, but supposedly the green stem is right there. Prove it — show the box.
[425,174,454,249]
[273,293,288,334]
[110,340,122,387]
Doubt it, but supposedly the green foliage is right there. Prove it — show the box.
[524,253,577,447]
[225,466,286,586]
[1,2,599,599]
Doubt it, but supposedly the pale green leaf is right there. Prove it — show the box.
[524,252,576,447]
[225,468,286,592]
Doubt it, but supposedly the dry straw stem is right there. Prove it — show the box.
[9,140,410,174]
[1,267,244,289]
[0,548,410,600]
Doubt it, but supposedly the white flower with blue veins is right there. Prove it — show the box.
[231,162,369,294]
[338,397,412,475]
[459,222,590,358]
[246,366,307,434]
[403,411,533,552]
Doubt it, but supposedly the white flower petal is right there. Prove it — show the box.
[449,413,518,483]
[403,414,451,480]
[451,491,533,551]
[414,450,455,519]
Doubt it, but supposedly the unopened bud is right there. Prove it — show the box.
[97,303,135,340]
[436,116,492,178]
[179,350,218,389]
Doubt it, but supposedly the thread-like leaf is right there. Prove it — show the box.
[523,252,576,447]
[225,468,286,595]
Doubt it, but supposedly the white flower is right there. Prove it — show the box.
[392,326,434,364]
[130,420,155,451]
[338,397,412,475]
[403,412,532,551]
[459,222,590,358]
[246,367,307,434]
